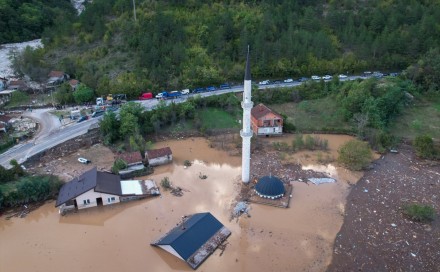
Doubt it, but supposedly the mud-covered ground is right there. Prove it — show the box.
[328,143,440,272]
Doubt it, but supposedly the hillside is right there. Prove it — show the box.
[11,1,440,96]
[0,0,76,43]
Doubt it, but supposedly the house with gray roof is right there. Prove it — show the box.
[56,167,160,214]
[151,212,231,269]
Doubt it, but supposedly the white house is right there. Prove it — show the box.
[146,147,173,166]
[56,167,160,214]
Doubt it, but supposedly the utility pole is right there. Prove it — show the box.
[132,0,137,21]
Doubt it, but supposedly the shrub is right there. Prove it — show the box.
[160,177,171,190]
[184,160,192,167]
[111,158,128,174]
[272,141,289,151]
[338,140,372,171]
[403,204,436,223]
[413,135,436,159]
[292,134,304,151]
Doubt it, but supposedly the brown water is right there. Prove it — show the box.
[0,136,360,272]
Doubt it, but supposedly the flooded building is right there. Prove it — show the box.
[56,167,160,214]
[255,175,285,199]
[146,147,172,166]
[151,212,231,269]
[251,103,283,136]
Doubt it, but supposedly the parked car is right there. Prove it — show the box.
[322,75,332,80]
[373,71,383,78]
[283,78,294,83]
[272,80,283,84]
[338,74,348,79]
[77,115,88,123]
[92,110,104,118]
[206,86,217,91]
[219,83,231,89]
[180,89,190,95]
[259,80,270,85]
[193,87,205,93]
[298,77,309,82]
[389,72,399,77]
[311,75,321,80]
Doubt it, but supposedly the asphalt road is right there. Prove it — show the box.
[0,74,375,168]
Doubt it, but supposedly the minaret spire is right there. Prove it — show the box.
[245,45,251,81]
[241,45,253,183]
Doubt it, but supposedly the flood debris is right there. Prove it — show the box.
[308,177,336,185]
[199,172,208,179]
[231,201,250,220]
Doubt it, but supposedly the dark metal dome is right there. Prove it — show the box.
[255,176,285,199]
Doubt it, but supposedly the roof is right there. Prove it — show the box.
[48,70,64,78]
[95,171,122,195]
[251,103,282,120]
[69,79,79,86]
[152,212,230,269]
[146,147,172,160]
[56,167,98,206]
[56,167,121,206]
[255,176,285,197]
[0,115,12,123]
[117,151,143,165]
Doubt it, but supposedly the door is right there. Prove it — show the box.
[96,197,103,206]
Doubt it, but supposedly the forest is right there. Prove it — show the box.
[9,0,440,97]
[0,0,75,43]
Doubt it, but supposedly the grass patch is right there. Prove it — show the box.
[390,94,440,140]
[270,96,351,132]
[199,108,240,129]
[403,204,436,223]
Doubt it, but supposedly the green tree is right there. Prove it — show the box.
[99,111,120,144]
[129,131,152,160]
[338,140,372,171]
[72,84,95,104]
[54,83,75,105]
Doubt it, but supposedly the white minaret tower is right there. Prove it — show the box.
[241,46,253,183]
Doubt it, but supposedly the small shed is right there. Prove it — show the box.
[68,79,79,91]
[251,103,283,136]
[146,147,172,166]
[117,151,143,166]
[255,175,285,199]
[151,212,231,269]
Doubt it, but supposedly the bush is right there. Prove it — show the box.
[160,177,171,190]
[338,140,372,171]
[413,135,437,159]
[403,204,436,223]
[111,158,128,174]
[184,160,192,167]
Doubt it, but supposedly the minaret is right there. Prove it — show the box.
[241,46,253,183]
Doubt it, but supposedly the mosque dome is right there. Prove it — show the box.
[255,176,285,199]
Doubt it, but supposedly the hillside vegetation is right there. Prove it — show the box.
[12,0,440,97]
[0,0,75,43]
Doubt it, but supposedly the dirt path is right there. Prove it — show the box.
[327,143,440,272]
[22,108,61,144]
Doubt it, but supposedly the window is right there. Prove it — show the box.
[111,197,115,201]
[83,199,90,205]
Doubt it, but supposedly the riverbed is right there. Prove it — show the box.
[0,135,361,272]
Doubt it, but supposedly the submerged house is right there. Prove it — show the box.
[56,167,159,214]
[146,147,173,166]
[151,212,231,269]
[251,103,283,136]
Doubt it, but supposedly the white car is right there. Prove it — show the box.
[181,89,190,95]
[322,75,332,80]
[311,75,321,80]
[259,80,270,85]
[284,78,294,83]
[338,74,348,79]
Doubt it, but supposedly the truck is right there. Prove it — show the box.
[138,92,153,100]
[155,91,182,100]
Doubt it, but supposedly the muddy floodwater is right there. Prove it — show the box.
[0,136,362,272]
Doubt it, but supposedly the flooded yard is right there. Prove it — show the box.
[1,135,361,272]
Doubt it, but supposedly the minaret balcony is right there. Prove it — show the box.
[240,130,253,137]
[241,101,254,109]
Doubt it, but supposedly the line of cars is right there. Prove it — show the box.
[152,83,232,99]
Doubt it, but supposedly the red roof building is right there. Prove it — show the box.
[117,151,143,166]
[146,147,173,166]
[251,103,283,136]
